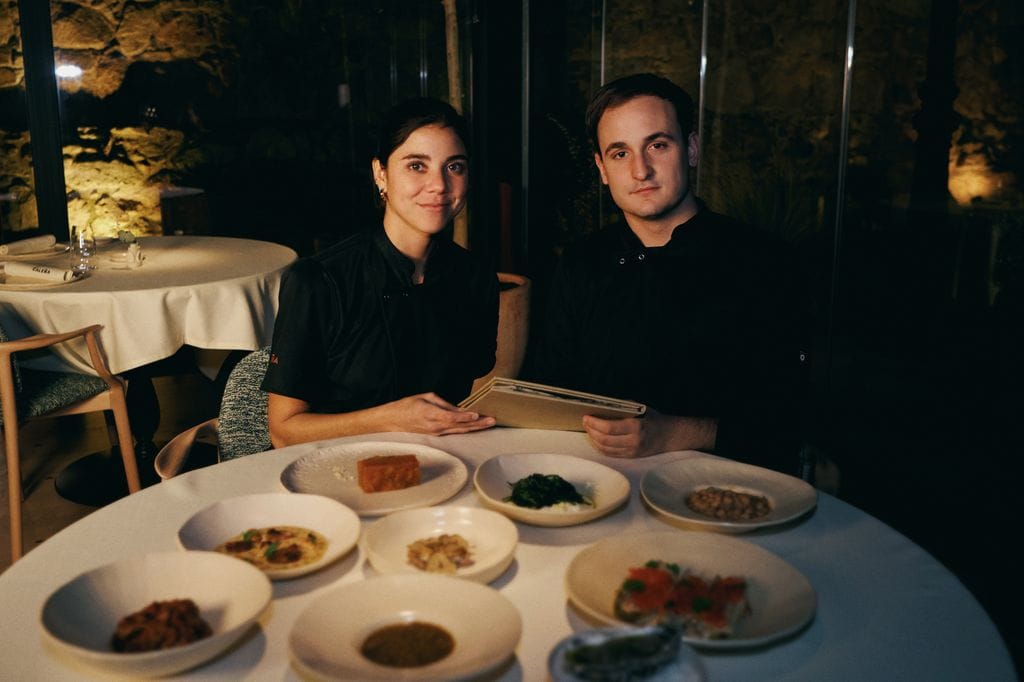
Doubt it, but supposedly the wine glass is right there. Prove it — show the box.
[70,225,96,272]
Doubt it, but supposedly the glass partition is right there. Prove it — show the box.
[28,0,456,254]
[522,3,1021,664]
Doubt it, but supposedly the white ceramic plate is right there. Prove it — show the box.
[363,506,518,583]
[0,271,85,290]
[289,574,522,681]
[641,457,817,533]
[473,453,629,527]
[2,244,69,261]
[177,492,360,579]
[39,551,271,678]
[565,531,816,649]
[281,441,468,516]
[548,627,706,682]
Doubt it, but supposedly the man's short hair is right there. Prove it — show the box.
[585,73,695,154]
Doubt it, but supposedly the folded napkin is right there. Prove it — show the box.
[0,235,57,256]
[2,260,79,283]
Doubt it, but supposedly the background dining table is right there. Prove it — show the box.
[0,234,297,503]
[0,428,1014,681]
[0,235,297,376]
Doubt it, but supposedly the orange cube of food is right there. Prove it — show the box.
[357,455,420,493]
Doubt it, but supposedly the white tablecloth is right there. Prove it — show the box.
[0,236,297,374]
[0,429,1013,681]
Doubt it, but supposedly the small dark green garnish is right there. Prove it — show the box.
[621,579,646,593]
[242,529,256,542]
[691,596,712,613]
[264,542,279,558]
[645,560,680,575]
[504,473,591,509]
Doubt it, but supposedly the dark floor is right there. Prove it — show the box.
[1,373,220,570]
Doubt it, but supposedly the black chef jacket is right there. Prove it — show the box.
[531,207,809,472]
[262,228,498,413]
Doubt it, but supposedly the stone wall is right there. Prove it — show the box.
[549,0,1021,244]
[1,1,237,235]
[0,0,446,243]
[1,1,1019,247]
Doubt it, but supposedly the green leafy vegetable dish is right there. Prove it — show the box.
[504,473,593,509]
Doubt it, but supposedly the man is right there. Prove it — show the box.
[532,73,809,472]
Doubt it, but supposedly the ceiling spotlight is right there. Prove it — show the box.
[55,64,83,79]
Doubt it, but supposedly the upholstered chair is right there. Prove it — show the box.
[1,323,139,562]
[154,347,272,479]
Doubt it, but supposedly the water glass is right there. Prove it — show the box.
[70,225,96,272]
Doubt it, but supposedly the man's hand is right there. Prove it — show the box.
[385,392,496,435]
[582,408,717,458]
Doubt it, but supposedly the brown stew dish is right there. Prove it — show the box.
[110,599,212,652]
[685,486,772,521]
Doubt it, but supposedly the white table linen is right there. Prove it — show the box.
[0,429,1013,681]
[0,235,297,374]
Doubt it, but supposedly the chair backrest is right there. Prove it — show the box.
[0,321,24,394]
[217,346,272,460]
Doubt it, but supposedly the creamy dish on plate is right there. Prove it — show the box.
[407,533,475,573]
[215,526,327,570]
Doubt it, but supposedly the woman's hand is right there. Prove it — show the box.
[268,391,496,448]
[383,392,496,435]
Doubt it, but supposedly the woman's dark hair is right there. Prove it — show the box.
[585,73,695,154]
[375,97,470,165]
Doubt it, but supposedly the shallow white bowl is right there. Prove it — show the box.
[289,573,522,681]
[281,441,468,516]
[641,457,818,533]
[40,551,271,678]
[177,492,361,579]
[363,506,518,583]
[473,453,630,526]
[565,531,816,649]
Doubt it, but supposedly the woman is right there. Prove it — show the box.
[262,98,498,447]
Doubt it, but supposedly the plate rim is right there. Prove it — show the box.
[472,452,630,527]
[640,456,818,532]
[564,530,816,650]
[1,244,70,260]
[280,440,468,516]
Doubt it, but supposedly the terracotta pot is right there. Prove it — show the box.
[472,272,531,394]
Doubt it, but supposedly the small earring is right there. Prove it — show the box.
[378,186,387,201]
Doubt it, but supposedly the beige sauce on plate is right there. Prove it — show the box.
[215,526,327,571]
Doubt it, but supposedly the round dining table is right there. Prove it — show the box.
[0,429,1013,681]
[0,234,298,504]
[0,235,297,376]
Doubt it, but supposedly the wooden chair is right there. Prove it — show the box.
[1,323,140,561]
[154,347,272,480]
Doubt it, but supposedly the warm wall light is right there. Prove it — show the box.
[55,64,82,79]
[948,150,1000,206]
